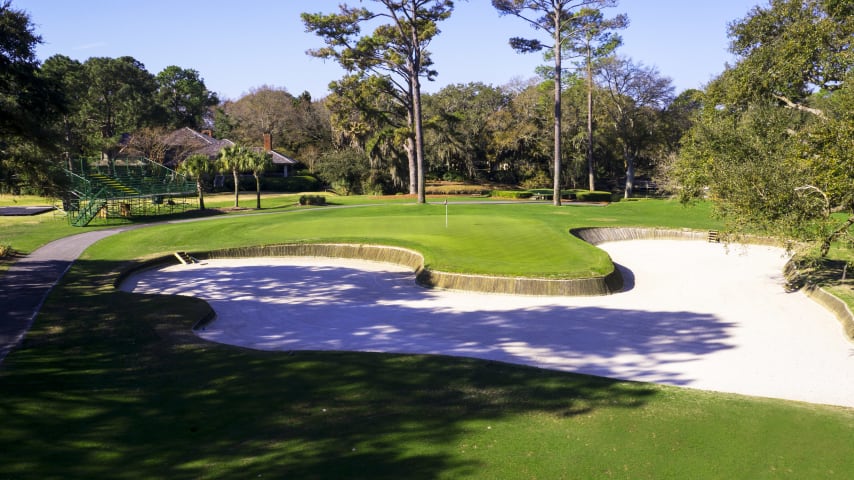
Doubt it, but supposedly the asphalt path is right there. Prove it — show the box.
[0,227,141,363]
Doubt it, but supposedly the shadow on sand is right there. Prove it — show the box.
[124,262,734,387]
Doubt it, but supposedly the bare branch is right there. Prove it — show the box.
[795,184,830,217]
[772,94,827,119]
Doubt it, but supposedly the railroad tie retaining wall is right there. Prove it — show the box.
[803,285,854,341]
[200,243,622,297]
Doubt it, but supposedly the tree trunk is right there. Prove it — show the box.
[197,179,205,210]
[410,18,426,205]
[624,150,636,199]
[586,44,595,192]
[255,174,261,209]
[413,81,426,204]
[820,214,854,257]
[232,169,239,207]
[552,10,562,207]
[406,105,417,195]
[406,138,417,195]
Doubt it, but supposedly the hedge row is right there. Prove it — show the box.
[424,184,492,195]
[575,190,613,202]
[263,175,320,192]
[299,195,326,206]
[490,190,533,199]
[491,189,613,202]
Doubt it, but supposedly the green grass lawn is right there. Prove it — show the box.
[1,198,853,478]
[87,199,721,278]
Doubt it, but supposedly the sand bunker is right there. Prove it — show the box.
[121,240,854,408]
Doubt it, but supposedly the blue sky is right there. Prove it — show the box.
[21,0,762,100]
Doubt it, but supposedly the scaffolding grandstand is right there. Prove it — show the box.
[63,157,196,226]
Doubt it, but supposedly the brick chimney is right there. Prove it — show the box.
[263,132,272,152]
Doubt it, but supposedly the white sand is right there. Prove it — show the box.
[121,240,854,408]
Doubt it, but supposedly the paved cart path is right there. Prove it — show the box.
[0,227,139,363]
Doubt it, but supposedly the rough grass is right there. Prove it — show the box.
[0,209,84,273]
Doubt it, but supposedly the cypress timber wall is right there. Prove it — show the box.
[177,228,721,297]
[190,228,723,296]
[199,243,623,296]
[570,226,711,245]
[804,285,854,341]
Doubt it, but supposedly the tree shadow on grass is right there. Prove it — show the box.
[0,259,732,479]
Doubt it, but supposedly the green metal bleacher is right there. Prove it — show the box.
[64,157,195,226]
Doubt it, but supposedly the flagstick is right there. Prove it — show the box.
[444,199,448,228]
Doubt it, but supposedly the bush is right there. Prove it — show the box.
[490,190,533,199]
[314,149,370,195]
[520,171,552,190]
[576,190,613,202]
[263,175,320,193]
[298,195,327,206]
[425,184,491,195]
[441,171,467,183]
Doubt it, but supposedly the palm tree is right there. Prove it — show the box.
[178,154,215,210]
[217,145,248,208]
[245,150,272,209]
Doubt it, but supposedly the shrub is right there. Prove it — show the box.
[576,190,613,202]
[263,175,320,193]
[314,149,369,195]
[298,195,326,206]
[490,190,533,199]
[520,171,551,190]
[0,243,13,258]
[425,184,491,195]
[441,171,467,183]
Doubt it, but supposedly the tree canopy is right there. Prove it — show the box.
[598,56,674,198]
[155,66,219,129]
[674,0,854,256]
[0,0,66,194]
[302,0,455,203]
[492,0,624,205]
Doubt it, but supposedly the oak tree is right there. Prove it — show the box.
[598,56,673,198]
[675,0,854,256]
[0,0,66,193]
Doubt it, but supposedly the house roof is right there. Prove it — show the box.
[249,146,297,165]
[164,127,234,158]
[166,128,297,166]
